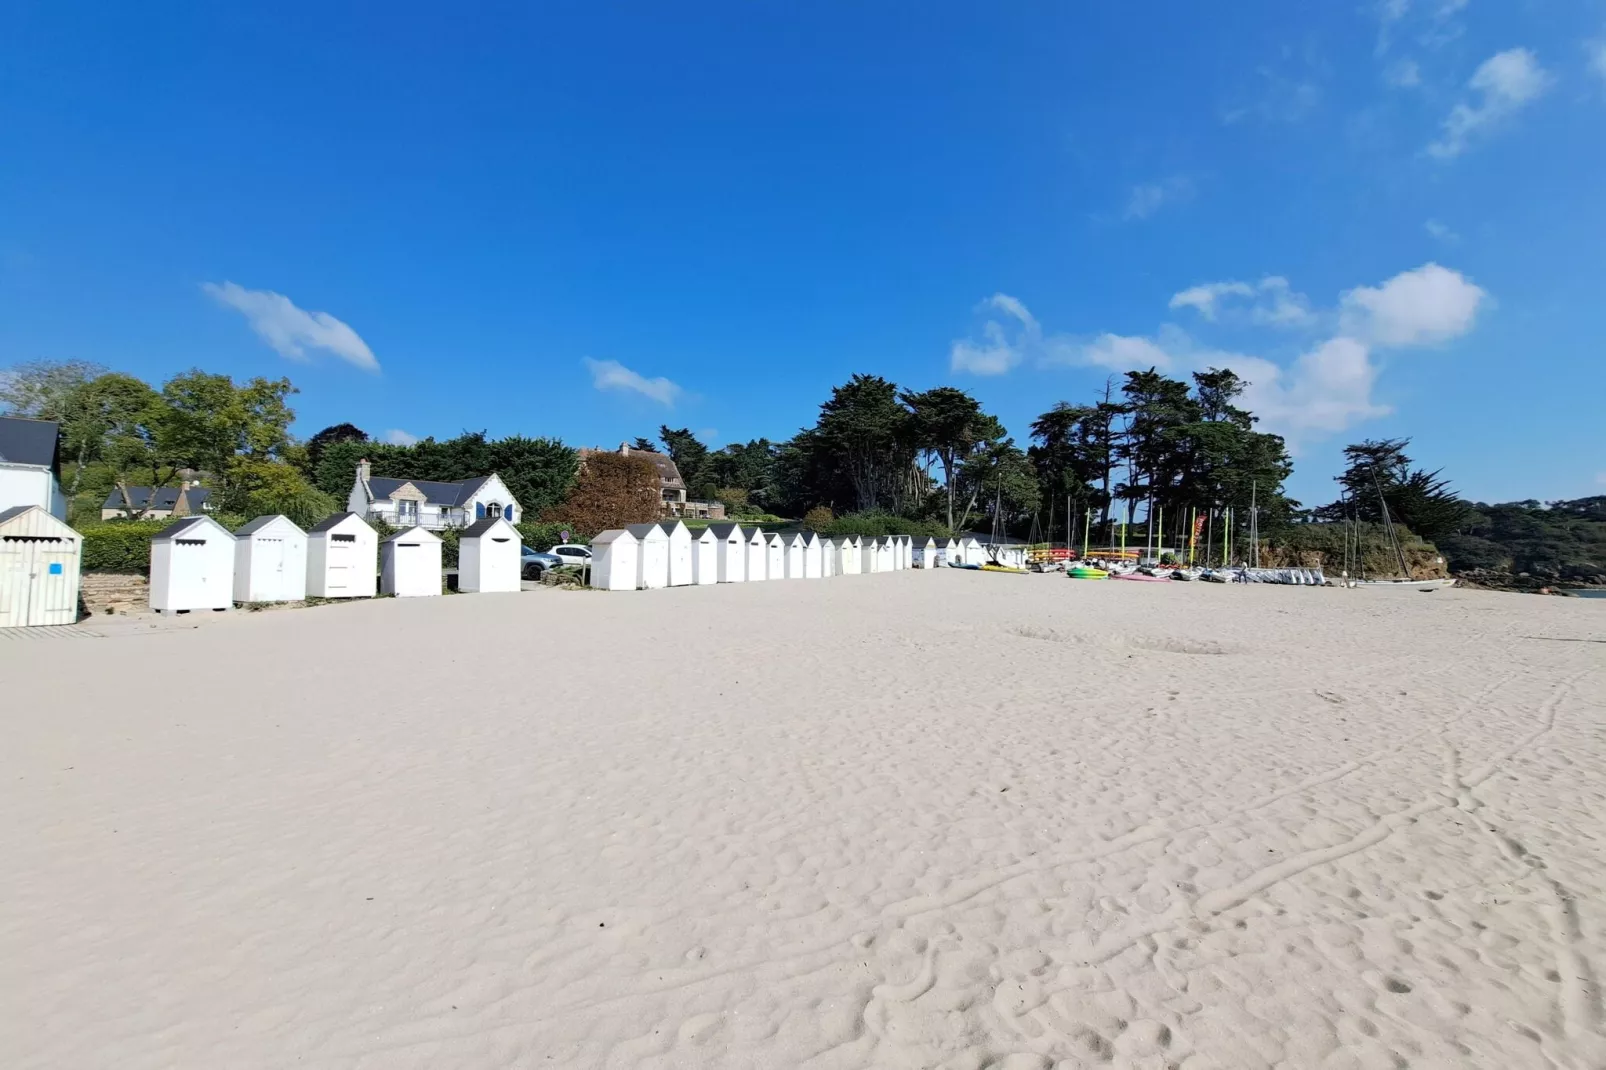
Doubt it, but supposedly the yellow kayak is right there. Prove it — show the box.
[981,564,1029,574]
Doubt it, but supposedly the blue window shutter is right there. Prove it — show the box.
[475,502,485,519]
[503,504,513,521]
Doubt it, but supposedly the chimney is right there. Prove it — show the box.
[358,457,371,483]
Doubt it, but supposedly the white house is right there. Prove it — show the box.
[150,516,236,613]
[458,516,521,593]
[0,417,66,520]
[780,531,806,579]
[588,528,639,591]
[659,519,694,587]
[708,522,746,583]
[380,526,443,597]
[347,458,521,530]
[232,515,307,603]
[0,505,81,627]
[306,512,378,598]
[764,532,785,579]
[744,526,769,581]
[911,535,936,569]
[628,522,670,589]
[690,525,720,585]
[101,482,212,521]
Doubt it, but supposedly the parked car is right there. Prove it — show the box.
[521,546,563,580]
[548,544,593,570]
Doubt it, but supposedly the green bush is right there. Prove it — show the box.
[516,520,589,551]
[815,511,950,539]
[80,521,169,573]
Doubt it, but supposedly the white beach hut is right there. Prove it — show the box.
[150,515,236,613]
[628,522,670,589]
[588,528,639,591]
[838,535,861,574]
[306,513,378,598]
[780,531,806,579]
[708,522,747,583]
[961,537,984,565]
[458,516,521,593]
[937,537,956,567]
[659,519,694,587]
[380,526,443,597]
[0,505,82,627]
[232,515,307,603]
[690,525,720,585]
[764,531,786,580]
[911,535,935,569]
[897,535,912,570]
[744,526,768,581]
[876,537,896,572]
[810,532,830,578]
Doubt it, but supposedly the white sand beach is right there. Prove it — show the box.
[4,574,1604,1069]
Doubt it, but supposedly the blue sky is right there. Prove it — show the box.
[3,2,1603,507]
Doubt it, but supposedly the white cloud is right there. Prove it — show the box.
[383,429,420,446]
[1384,58,1422,88]
[582,357,682,406]
[1424,219,1459,243]
[1080,333,1178,372]
[1339,263,1486,346]
[1589,40,1606,84]
[1427,48,1551,159]
[202,282,378,372]
[1168,276,1315,327]
[949,293,1040,375]
[1122,177,1194,221]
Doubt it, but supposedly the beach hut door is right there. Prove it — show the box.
[327,533,354,592]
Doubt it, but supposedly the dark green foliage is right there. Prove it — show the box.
[658,426,714,498]
[304,423,367,472]
[1450,497,1606,582]
[312,431,579,517]
[515,521,589,552]
[1319,438,1469,542]
[813,511,951,539]
[80,521,172,573]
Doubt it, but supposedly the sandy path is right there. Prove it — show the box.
[3,575,1604,1069]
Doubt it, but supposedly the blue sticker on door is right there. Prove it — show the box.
[49,563,63,574]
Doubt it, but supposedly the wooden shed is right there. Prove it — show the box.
[812,532,832,578]
[690,525,720,585]
[232,515,307,604]
[380,525,443,597]
[836,535,860,574]
[588,528,638,590]
[744,526,768,581]
[659,519,693,587]
[911,535,936,569]
[708,522,747,583]
[895,535,911,570]
[458,516,521,593]
[306,513,378,598]
[627,522,670,589]
[0,505,81,627]
[937,538,956,567]
[150,515,236,613]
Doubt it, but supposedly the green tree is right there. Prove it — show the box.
[812,374,915,514]
[658,426,712,498]
[901,386,983,532]
[0,359,108,420]
[160,371,298,499]
[303,423,368,474]
[1324,438,1468,542]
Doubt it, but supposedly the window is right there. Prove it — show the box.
[397,500,419,524]
[484,501,501,519]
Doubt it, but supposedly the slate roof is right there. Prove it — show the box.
[365,475,495,507]
[657,519,690,535]
[101,486,212,512]
[309,512,364,534]
[0,416,60,469]
[626,522,666,540]
[151,516,225,542]
[0,505,32,525]
[706,522,744,540]
[383,526,440,543]
[460,516,512,537]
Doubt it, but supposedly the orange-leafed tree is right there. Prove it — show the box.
[541,452,661,537]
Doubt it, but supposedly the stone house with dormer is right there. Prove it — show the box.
[346,458,521,530]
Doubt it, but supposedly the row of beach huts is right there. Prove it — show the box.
[587,521,1022,590]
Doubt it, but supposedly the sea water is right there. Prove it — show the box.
[1571,589,1606,599]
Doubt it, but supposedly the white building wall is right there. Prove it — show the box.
[307,519,378,598]
[460,523,521,593]
[714,530,746,583]
[691,533,719,585]
[233,520,308,603]
[381,529,443,597]
[150,521,235,612]
[745,532,768,581]
[0,467,63,519]
[764,534,784,580]
[663,525,693,587]
[635,533,670,590]
[589,531,639,591]
[782,535,805,579]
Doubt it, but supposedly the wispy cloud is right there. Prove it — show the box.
[1383,58,1422,88]
[1589,40,1606,85]
[383,429,420,446]
[1427,48,1551,159]
[1169,276,1316,328]
[1122,177,1194,221]
[582,357,682,406]
[1424,219,1459,243]
[955,262,1487,447]
[202,282,378,372]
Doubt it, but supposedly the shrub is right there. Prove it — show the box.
[80,521,171,573]
[516,520,588,551]
[816,510,950,539]
[541,452,660,537]
[803,505,834,529]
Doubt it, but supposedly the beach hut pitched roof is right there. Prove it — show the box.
[657,519,690,535]
[234,514,297,536]
[591,528,636,546]
[626,522,668,540]
[459,516,512,538]
[309,511,365,534]
[382,525,442,544]
[706,522,744,540]
[150,515,232,542]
